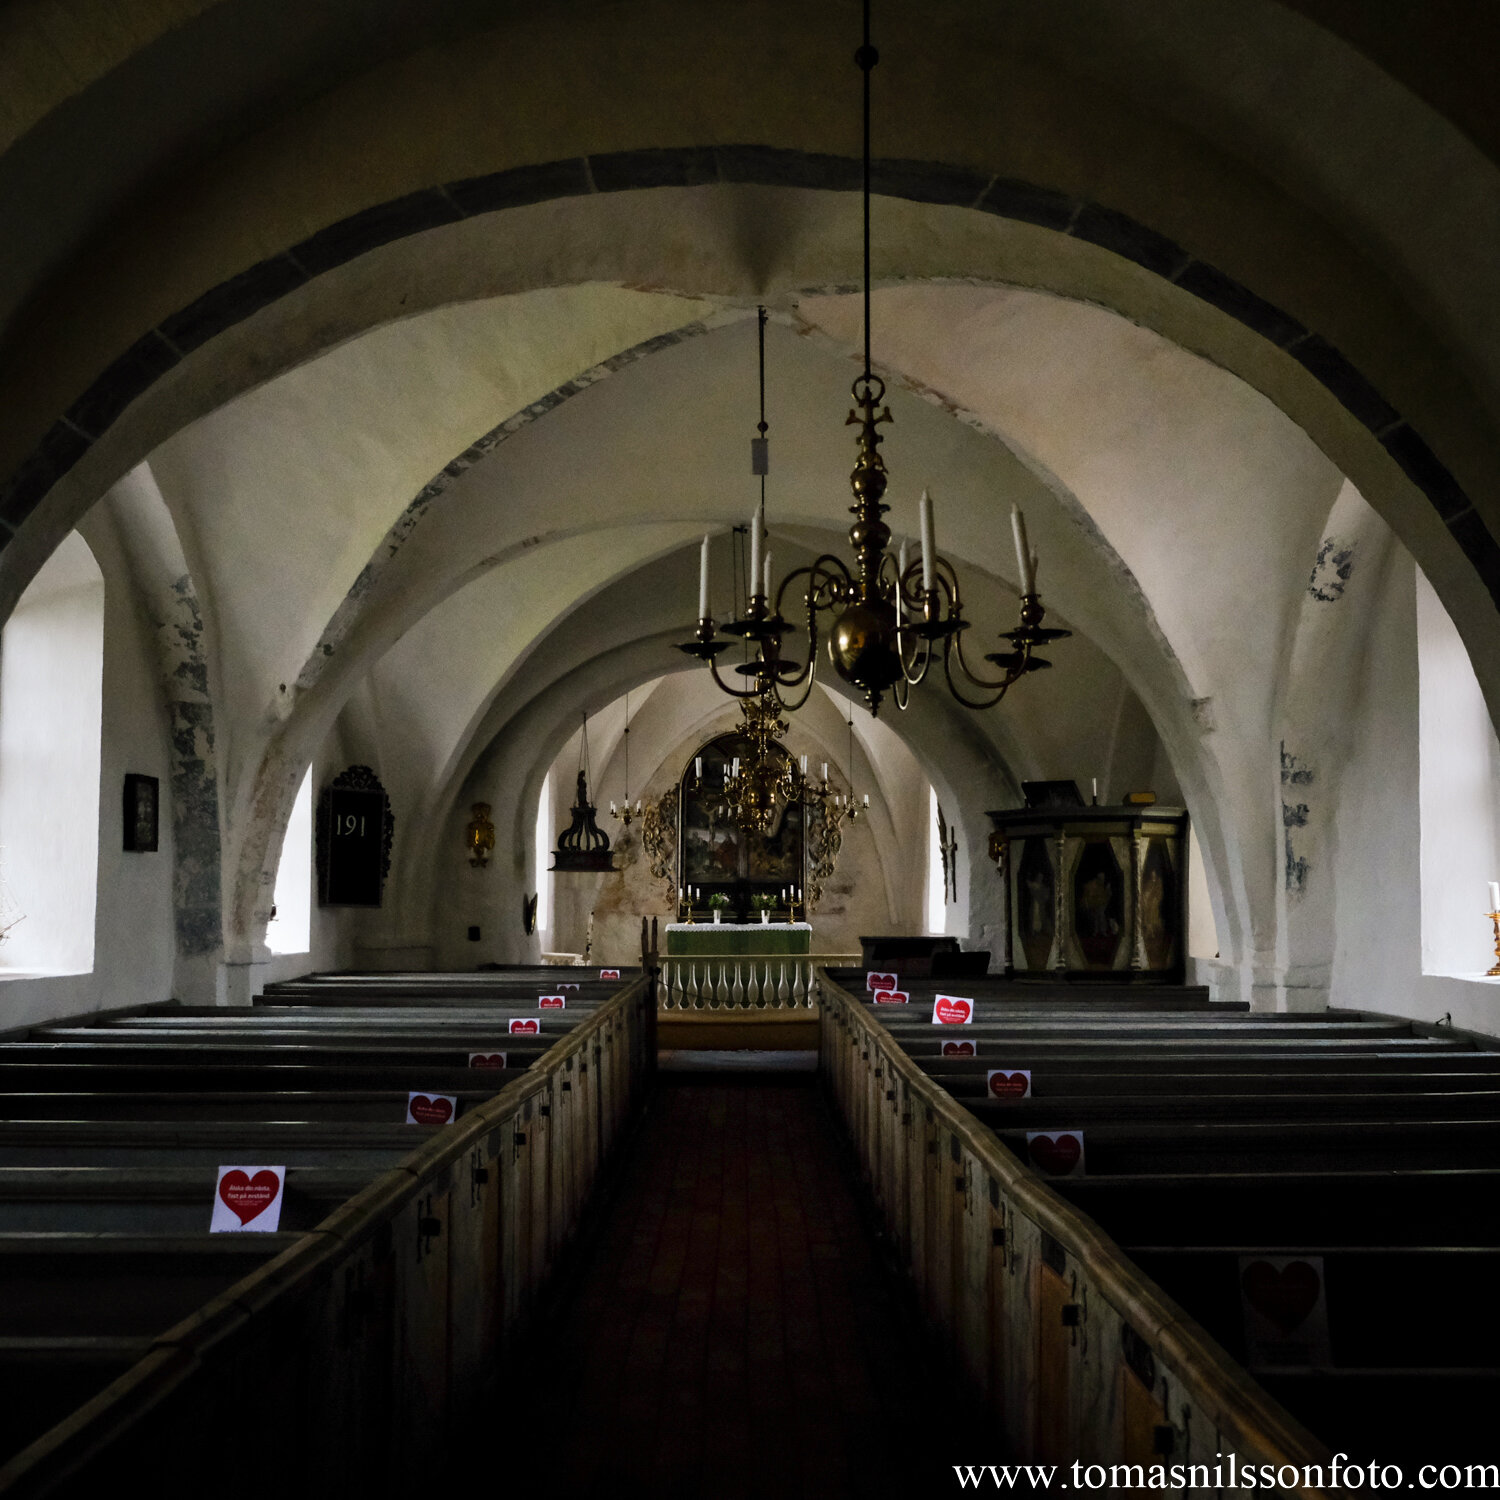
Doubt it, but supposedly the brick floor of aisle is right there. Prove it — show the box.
[502,1073,969,1499]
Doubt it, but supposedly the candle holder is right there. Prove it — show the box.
[1487,910,1500,976]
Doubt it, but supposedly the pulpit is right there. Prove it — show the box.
[987,805,1190,982]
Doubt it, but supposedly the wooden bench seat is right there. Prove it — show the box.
[0,1088,503,1123]
[0,1166,368,1232]
[0,1119,436,1168]
[0,1061,532,1092]
[1056,1168,1500,1245]
[923,1064,1500,1095]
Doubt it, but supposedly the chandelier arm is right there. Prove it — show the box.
[707,651,775,700]
[940,629,1029,709]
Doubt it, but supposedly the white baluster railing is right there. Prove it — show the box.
[658,954,861,1011]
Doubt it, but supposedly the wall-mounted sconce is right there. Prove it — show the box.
[466,802,495,867]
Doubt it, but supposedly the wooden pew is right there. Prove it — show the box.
[0,963,656,1491]
[818,964,1500,1474]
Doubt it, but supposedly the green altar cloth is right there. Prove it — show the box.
[665,922,812,957]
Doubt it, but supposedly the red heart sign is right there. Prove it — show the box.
[874,989,909,1005]
[510,1018,540,1034]
[932,995,973,1025]
[218,1169,280,1226]
[943,1041,976,1057]
[988,1070,1031,1098]
[409,1094,454,1125]
[1028,1132,1082,1175]
[1242,1260,1322,1334]
[600,969,620,979]
[539,995,565,1008]
[468,1053,506,1070]
[866,972,898,992]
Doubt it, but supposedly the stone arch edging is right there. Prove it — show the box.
[1,143,1495,613]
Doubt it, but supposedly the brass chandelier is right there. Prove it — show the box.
[677,0,1068,718]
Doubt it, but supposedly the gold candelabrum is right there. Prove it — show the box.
[678,376,1070,719]
[713,696,800,837]
[1488,909,1500,977]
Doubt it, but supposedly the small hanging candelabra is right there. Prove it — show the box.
[609,689,643,828]
[551,712,615,873]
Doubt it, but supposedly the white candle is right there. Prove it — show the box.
[822,762,829,781]
[800,754,808,774]
[763,551,772,602]
[750,499,763,595]
[919,490,935,592]
[897,540,909,616]
[1011,505,1036,594]
[1489,881,1499,911]
[862,793,870,807]
[1092,777,1098,803]
[698,534,710,618]
[695,756,703,781]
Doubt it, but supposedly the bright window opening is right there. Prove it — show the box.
[926,784,947,934]
[266,767,312,955]
[0,533,104,976]
[534,772,553,938]
[1416,566,1500,976]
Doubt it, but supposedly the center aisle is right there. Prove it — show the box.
[506,1074,966,1498]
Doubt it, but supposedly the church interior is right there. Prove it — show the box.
[2,1,1500,1493]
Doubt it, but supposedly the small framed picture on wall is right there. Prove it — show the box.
[123,773,159,852]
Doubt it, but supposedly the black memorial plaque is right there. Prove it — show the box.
[318,781,390,907]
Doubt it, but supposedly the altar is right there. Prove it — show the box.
[665,921,812,957]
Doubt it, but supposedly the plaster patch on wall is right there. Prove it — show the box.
[294,320,714,695]
[1308,536,1358,602]
[157,575,223,956]
[1280,743,1314,786]
[1279,742,1313,896]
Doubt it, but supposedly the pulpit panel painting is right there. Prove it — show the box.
[1016,837,1055,971]
[1073,838,1125,968]
[1140,836,1178,970]
[681,734,805,885]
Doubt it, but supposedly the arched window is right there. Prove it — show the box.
[1417,567,1500,976]
[926,785,947,934]
[0,534,105,976]
[534,772,552,939]
[266,766,312,955]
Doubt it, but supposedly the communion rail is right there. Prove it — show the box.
[0,975,655,1496]
[659,952,861,1012]
[817,969,1333,1498]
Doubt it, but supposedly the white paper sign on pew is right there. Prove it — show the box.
[866,971,898,993]
[1238,1254,1331,1369]
[987,1069,1032,1099]
[539,994,566,1009]
[873,988,909,1005]
[211,1165,285,1233]
[509,1017,542,1035]
[468,1051,507,1070]
[406,1092,458,1126]
[1026,1130,1085,1178]
[599,969,621,980]
[931,994,974,1025]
